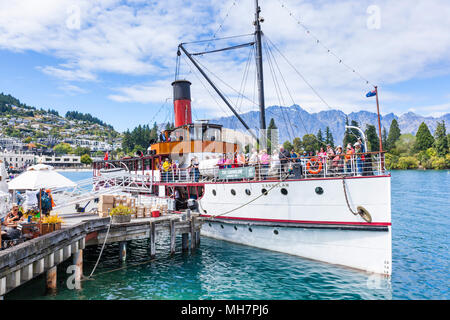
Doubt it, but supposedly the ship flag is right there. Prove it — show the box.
[366,90,377,98]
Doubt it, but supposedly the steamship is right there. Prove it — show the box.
[93,1,392,275]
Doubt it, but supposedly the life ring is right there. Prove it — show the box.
[306,157,323,174]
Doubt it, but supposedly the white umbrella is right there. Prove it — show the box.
[8,164,76,190]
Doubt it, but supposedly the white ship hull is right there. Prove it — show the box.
[198,175,392,275]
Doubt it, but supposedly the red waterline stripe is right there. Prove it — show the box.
[200,215,391,226]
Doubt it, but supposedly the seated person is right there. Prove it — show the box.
[2,204,23,240]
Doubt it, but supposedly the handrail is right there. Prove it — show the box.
[93,152,386,185]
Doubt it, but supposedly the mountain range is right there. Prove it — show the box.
[211,105,450,144]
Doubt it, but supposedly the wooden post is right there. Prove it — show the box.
[72,249,83,286]
[149,221,156,258]
[190,216,196,251]
[195,229,200,247]
[170,218,176,255]
[181,213,189,252]
[45,266,57,294]
[119,241,127,262]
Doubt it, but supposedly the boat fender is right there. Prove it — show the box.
[356,206,372,223]
[306,157,323,175]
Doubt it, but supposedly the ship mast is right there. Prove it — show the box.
[254,0,266,134]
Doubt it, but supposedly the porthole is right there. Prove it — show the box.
[315,187,324,195]
[212,189,216,196]
[208,223,212,227]
[220,224,224,229]
[281,188,288,195]
[245,189,251,196]
[249,227,253,232]
[234,226,238,231]
[231,189,236,196]
[273,230,279,235]
[261,188,268,195]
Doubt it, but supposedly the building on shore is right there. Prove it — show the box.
[35,154,82,168]
[0,151,36,171]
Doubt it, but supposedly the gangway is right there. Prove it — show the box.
[51,172,154,210]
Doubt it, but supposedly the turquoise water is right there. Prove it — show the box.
[5,170,449,300]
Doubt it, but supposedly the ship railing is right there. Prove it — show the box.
[157,152,386,183]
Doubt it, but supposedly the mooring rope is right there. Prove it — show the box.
[85,216,112,280]
[341,176,358,215]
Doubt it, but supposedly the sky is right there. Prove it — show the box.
[0,0,449,133]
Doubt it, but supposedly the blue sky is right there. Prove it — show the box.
[0,0,449,132]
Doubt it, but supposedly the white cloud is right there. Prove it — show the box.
[1,0,450,119]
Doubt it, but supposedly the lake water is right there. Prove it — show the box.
[5,170,449,300]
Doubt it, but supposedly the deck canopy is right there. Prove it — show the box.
[8,164,76,190]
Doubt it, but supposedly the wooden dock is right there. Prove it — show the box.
[0,211,202,299]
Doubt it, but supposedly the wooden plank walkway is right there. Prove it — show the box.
[0,211,202,299]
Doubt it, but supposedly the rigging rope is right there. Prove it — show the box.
[276,0,374,88]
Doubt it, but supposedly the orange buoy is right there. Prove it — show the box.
[306,157,323,175]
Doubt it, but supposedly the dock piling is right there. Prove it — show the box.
[119,241,127,262]
[150,221,156,258]
[170,219,176,255]
[181,213,189,252]
[190,216,196,251]
[20,264,33,282]
[72,249,83,286]
[45,266,57,294]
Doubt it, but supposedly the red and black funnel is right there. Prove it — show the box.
[172,80,192,127]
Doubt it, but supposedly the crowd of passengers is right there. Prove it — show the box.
[158,137,375,182]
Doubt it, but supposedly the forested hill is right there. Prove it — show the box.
[0,92,113,129]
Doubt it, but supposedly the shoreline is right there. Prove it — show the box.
[55,168,92,172]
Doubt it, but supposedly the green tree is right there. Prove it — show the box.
[53,142,73,155]
[414,122,434,152]
[381,127,387,151]
[283,140,294,152]
[302,134,317,153]
[343,119,360,147]
[393,134,416,156]
[292,137,302,153]
[80,154,93,165]
[74,146,91,156]
[267,118,278,153]
[365,124,380,152]
[316,129,324,146]
[433,121,448,156]
[23,137,32,144]
[386,119,401,151]
[325,126,334,148]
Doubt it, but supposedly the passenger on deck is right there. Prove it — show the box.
[332,146,344,173]
[318,147,327,164]
[278,146,290,174]
[326,144,335,169]
[270,150,281,177]
[159,131,166,142]
[192,157,200,182]
[290,149,299,162]
[224,154,233,169]
[248,148,259,165]
[217,154,225,169]
[162,158,171,182]
[344,144,354,173]
[237,152,246,166]
[354,142,363,176]
[259,149,270,180]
